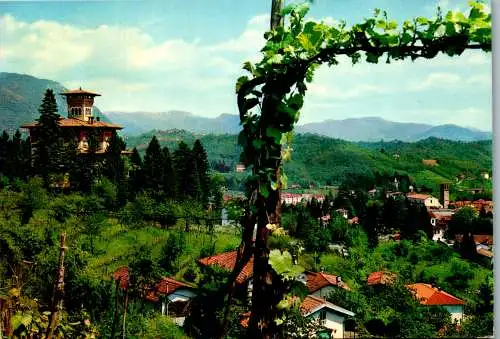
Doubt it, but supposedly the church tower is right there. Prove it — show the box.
[61,87,101,122]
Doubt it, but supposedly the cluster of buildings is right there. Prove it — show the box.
[113,252,469,338]
[381,183,494,261]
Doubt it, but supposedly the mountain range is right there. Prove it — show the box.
[0,72,492,142]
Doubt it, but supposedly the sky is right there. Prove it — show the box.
[0,0,492,131]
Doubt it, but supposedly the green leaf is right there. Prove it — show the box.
[281,4,296,16]
[287,94,304,110]
[294,3,310,18]
[268,249,304,280]
[271,181,279,191]
[281,173,288,189]
[366,52,380,63]
[235,76,249,93]
[242,61,255,74]
[266,127,282,145]
[267,53,284,65]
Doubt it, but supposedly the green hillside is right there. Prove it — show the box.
[125,130,492,196]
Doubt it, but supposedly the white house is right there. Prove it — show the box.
[296,271,350,298]
[406,283,465,323]
[147,277,198,326]
[301,295,355,339]
[406,193,443,208]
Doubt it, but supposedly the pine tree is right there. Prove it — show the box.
[192,139,210,206]
[129,147,144,196]
[0,131,10,177]
[33,89,62,186]
[162,146,176,199]
[143,136,165,194]
[174,141,200,201]
[8,130,23,179]
[103,131,125,186]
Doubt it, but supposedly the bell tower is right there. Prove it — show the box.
[440,183,450,209]
[61,87,101,122]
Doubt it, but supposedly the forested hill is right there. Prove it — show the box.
[125,130,492,193]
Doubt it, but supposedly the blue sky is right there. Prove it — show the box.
[0,0,492,130]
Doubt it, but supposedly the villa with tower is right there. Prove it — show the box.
[21,87,123,153]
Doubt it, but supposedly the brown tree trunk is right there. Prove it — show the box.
[110,278,121,339]
[121,288,129,339]
[46,233,67,339]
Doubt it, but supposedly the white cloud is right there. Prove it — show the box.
[408,72,461,91]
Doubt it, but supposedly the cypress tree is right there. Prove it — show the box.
[162,146,176,199]
[103,131,125,186]
[129,147,144,196]
[33,89,62,186]
[192,139,210,206]
[174,141,200,201]
[143,136,165,194]
[0,131,10,177]
[9,130,23,179]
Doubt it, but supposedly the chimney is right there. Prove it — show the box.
[89,116,94,124]
[96,116,100,122]
[336,276,342,284]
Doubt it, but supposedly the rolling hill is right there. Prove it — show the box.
[125,129,492,195]
[0,72,109,133]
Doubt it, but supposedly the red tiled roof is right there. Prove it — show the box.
[407,283,464,306]
[60,88,101,96]
[474,234,493,245]
[306,271,350,293]
[199,250,253,284]
[300,295,354,317]
[367,271,396,286]
[21,118,122,129]
[114,266,129,289]
[145,277,195,302]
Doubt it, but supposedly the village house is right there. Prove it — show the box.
[450,199,493,214]
[300,295,355,339]
[406,192,443,209]
[240,295,355,339]
[297,271,350,298]
[406,283,465,323]
[113,267,197,326]
[429,209,454,242]
[280,192,326,205]
[22,88,123,154]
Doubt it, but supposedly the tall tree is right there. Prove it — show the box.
[0,131,10,177]
[103,132,126,186]
[192,139,211,206]
[143,136,164,194]
[33,89,62,187]
[174,141,200,201]
[8,130,23,179]
[162,146,176,199]
[129,147,144,196]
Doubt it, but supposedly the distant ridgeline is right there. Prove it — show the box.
[0,72,110,133]
[125,130,492,197]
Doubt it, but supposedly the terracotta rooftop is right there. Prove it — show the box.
[21,118,122,129]
[406,283,465,306]
[301,295,354,317]
[60,88,101,96]
[241,295,354,328]
[199,250,253,284]
[145,277,196,302]
[474,234,493,246]
[306,271,350,293]
[367,271,396,286]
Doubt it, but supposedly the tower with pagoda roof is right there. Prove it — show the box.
[21,87,123,153]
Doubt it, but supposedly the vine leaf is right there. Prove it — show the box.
[268,249,304,280]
